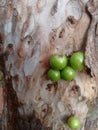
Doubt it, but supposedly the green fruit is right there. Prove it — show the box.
[0,74,3,81]
[67,116,81,130]
[48,69,60,82]
[61,66,76,81]
[70,52,85,71]
[50,54,67,70]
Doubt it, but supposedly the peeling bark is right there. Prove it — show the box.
[0,0,98,130]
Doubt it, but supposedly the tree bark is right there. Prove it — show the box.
[0,0,98,130]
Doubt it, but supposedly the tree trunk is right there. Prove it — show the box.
[0,0,98,130]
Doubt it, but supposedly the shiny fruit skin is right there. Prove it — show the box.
[50,54,67,70]
[61,66,76,81]
[70,52,85,71]
[67,116,81,130]
[48,69,60,82]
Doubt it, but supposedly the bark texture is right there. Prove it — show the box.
[0,0,98,130]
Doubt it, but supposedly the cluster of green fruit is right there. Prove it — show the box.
[48,52,85,82]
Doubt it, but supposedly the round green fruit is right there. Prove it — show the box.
[61,66,76,81]
[48,69,60,82]
[67,116,81,130]
[70,52,85,71]
[50,54,67,70]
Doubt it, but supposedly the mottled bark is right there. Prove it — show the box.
[0,0,98,130]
